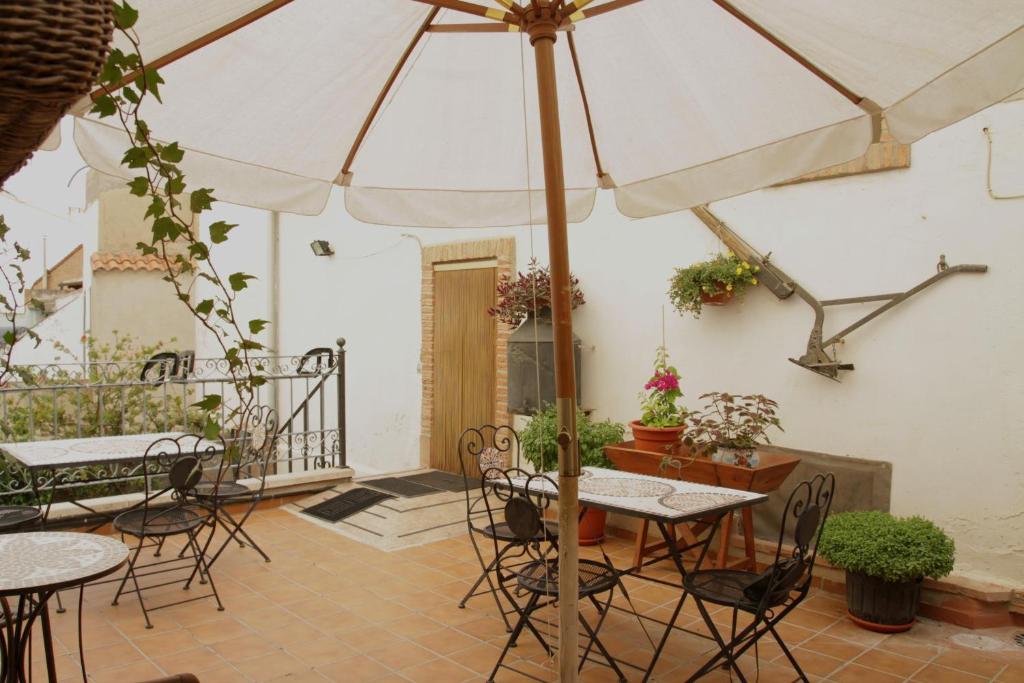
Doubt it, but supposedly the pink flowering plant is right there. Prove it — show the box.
[638,347,687,428]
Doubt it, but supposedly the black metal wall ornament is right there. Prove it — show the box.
[691,207,988,381]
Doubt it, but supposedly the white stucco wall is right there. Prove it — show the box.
[201,101,1024,586]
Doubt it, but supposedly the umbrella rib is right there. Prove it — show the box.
[560,0,645,26]
[338,6,441,182]
[708,0,868,108]
[88,0,296,101]
[410,0,518,25]
[566,32,608,183]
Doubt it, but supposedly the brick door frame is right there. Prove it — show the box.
[420,238,515,468]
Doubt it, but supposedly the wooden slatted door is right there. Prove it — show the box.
[431,262,497,474]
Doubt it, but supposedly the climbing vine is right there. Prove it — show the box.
[89,2,266,438]
[0,215,39,386]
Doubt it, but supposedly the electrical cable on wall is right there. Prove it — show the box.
[983,127,1024,200]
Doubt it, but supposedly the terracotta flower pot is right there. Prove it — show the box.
[701,287,734,306]
[630,420,685,454]
[579,507,607,546]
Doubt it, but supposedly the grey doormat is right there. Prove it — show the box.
[300,488,392,522]
[360,476,439,498]
[403,470,477,493]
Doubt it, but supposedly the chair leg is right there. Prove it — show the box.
[687,599,748,683]
[462,533,514,632]
[184,529,225,612]
[115,541,153,629]
[769,623,810,682]
[578,596,627,683]
[487,592,540,683]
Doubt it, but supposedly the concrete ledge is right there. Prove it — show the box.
[43,467,354,526]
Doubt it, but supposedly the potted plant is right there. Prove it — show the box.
[488,257,585,327]
[520,405,624,545]
[631,347,687,454]
[819,511,955,632]
[668,252,759,318]
[684,392,781,468]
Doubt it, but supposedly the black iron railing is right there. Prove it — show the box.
[0,339,347,504]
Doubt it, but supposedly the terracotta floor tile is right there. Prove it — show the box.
[315,654,394,682]
[785,648,845,677]
[87,659,165,683]
[187,615,257,644]
[800,634,868,661]
[448,640,504,674]
[854,647,927,677]
[911,664,990,682]
[829,662,904,682]
[131,626,203,658]
[413,626,482,655]
[234,650,310,682]
[367,640,438,671]
[211,632,282,662]
[933,649,1007,678]
[401,656,478,682]
[283,636,355,668]
[152,645,229,674]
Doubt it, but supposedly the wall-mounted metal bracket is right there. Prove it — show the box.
[691,207,989,381]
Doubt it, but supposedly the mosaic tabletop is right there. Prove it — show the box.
[0,532,128,594]
[511,467,767,523]
[0,432,222,470]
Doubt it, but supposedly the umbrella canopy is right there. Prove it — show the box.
[71,0,1024,223]
[63,2,1024,680]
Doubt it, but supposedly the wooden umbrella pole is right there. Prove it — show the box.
[528,6,580,682]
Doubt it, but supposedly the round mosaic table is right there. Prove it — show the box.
[0,532,128,683]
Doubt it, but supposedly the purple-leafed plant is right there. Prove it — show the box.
[488,258,584,327]
[684,392,782,453]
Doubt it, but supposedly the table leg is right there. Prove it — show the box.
[0,591,58,683]
[642,516,723,683]
[38,598,57,683]
[741,507,757,571]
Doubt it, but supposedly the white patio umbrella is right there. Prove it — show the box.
[65,1,1024,678]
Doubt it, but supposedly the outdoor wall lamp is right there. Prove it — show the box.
[310,240,334,256]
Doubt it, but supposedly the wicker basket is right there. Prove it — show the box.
[0,0,114,187]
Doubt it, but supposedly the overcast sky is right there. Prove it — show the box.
[0,119,95,285]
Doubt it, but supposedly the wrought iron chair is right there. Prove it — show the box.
[676,473,836,683]
[111,434,228,629]
[190,404,279,568]
[456,424,558,630]
[485,470,626,683]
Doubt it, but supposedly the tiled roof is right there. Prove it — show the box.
[90,252,169,272]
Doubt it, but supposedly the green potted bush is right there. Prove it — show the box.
[520,405,623,545]
[819,511,955,632]
[668,252,759,318]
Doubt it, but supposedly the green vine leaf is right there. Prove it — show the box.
[208,221,236,244]
[190,188,215,214]
[113,1,139,30]
[228,273,255,292]
[248,319,269,335]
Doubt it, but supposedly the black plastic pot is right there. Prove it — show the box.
[845,571,922,632]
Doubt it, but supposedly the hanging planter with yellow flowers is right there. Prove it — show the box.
[668,252,759,318]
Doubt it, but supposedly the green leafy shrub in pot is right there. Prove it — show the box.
[520,405,624,472]
[819,511,955,630]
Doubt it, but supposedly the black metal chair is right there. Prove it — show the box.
[111,434,228,629]
[456,425,558,630]
[485,470,626,683]
[190,404,278,568]
[0,464,46,533]
[678,473,836,682]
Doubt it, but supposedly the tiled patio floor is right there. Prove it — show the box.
[29,507,1024,682]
